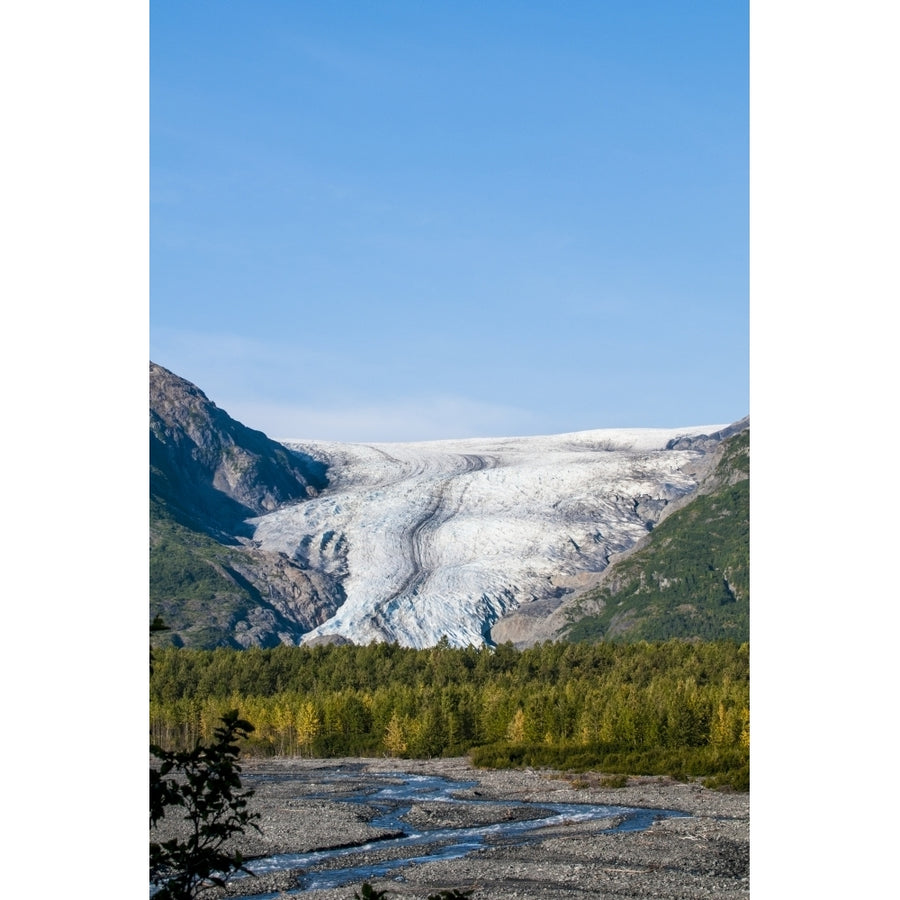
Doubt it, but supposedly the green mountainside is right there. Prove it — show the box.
[150,362,345,649]
[150,500,346,649]
[150,512,244,648]
[151,502,282,648]
[563,429,749,643]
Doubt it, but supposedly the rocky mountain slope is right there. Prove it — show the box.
[150,363,346,648]
[151,363,748,650]
[150,361,327,537]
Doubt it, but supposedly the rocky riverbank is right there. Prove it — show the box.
[184,757,748,899]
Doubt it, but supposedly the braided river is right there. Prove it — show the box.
[234,766,688,897]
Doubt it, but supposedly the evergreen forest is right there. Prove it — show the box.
[150,639,749,790]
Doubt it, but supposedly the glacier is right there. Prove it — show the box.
[248,425,727,648]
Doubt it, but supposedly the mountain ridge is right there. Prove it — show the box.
[150,361,327,538]
[150,362,346,647]
[150,362,747,649]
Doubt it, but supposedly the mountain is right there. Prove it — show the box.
[150,362,346,648]
[151,363,748,650]
[491,421,749,646]
[150,361,327,538]
[552,425,749,644]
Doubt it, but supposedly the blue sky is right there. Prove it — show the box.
[151,1,748,441]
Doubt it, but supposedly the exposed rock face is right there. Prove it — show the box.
[220,546,347,647]
[490,597,572,647]
[664,416,749,452]
[150,361,327,537]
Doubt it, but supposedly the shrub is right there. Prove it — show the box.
[150,711,260,899]
[355,885,391,900]
[599,774,628,788]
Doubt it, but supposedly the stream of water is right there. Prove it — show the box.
[234,767,688,897]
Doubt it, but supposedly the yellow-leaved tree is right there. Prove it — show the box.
[506,708,526,744]
[384,711,408,756]
[295,701,320,757]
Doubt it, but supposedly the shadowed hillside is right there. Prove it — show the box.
[149,362,345,648]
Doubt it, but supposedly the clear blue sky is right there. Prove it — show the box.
[151,1,748,441]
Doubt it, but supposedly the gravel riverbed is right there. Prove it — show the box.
[179,757,748,900]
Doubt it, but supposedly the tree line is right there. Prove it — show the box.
[150,639,749,789]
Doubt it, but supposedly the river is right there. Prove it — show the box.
[234,765,688,897]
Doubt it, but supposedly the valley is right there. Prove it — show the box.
[150,362,748,650]
[164,757,749,899]
[251,429,727,648]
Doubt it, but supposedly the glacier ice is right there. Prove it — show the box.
[248,426,725,648]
